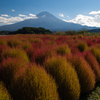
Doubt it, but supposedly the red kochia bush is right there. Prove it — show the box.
[84,51,100,82]
[31,47,53,65]
[0,57,28,87]
[67,55,96,94]
[44,56,80,100]
[9,64,59,100]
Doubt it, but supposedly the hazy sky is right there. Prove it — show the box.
[0,0,100,27]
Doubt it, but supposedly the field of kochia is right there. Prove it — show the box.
[1,34,100,100]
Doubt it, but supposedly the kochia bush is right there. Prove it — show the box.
[84,51,100,82]
[91,47,100,65]
[0,81,12,100]
[2,48,29,63]
[0,57,28,87]
[9,64,59,100]
[44,56,80,100]
[56,44,71,56]
[77,42,88,52]
[67,55,96,94]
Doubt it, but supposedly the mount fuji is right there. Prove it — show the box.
[0,11,98,32]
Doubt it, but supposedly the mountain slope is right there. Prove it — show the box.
[0,11,98,31]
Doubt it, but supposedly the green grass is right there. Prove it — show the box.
[80,83,100,100]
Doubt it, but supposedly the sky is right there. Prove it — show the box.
[0,0,100,27]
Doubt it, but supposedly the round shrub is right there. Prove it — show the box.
[91,47,100,65]
[7,39,22,48]
[56,44,71,56]
[67,55,96,94]
[0,39,7,46]
[77,42,88,52]
[0,57,28,87]
[21,42,31,50]
[9,64,59,100]
[84,51,100,82]
[26,47,34,60]
[0,81,12,100]
[31,47,53,65]
[78,34,83,38]
[44,56,80,100]
[2,48,29,63]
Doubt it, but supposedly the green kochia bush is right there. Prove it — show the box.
[91,47,100,65]
[77,42,87,52]
[84,51,100,82]
[9,64,59,100]
[0,81,12,100]
[2,48,29,63]
[7,39,22,48]
[56,44,71,56]
[44,56,80,100]
[67,55,96,94]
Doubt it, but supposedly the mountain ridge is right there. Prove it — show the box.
[0,11,98,32]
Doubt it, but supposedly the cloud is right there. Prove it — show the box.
[59,13,64,17]
[12,9,15,12]
[29,13,36,17]
[63,11,100,27]
[1,14,10,17]
[89,11,100,15]
[19,14,27,17]
[0,13,38,26]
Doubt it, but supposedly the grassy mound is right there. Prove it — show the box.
[0,57,28,87]
[84,51,100,82]
[56,44,71,56]
[77,42,87,52]
[91,47,100,65]
[9,64,59,100]
[67,55,96,94]
[0,81,12,100]
[44,56,80,100]
[2,48,29,63]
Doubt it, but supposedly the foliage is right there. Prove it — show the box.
[77,42,87,52]
[0,81,12,100]
[91,47,100,65]
[44,56,80,100]
[67,55,96,94]
[9,64,59,100]
[84,51,100,82]
[9,27,52,34]
[2,48,29,63]
[56,44,71,56]
[0,57,28,87]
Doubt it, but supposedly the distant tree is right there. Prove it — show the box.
[9,27,52,34]
[77,28,89,34]
[65,30,76,35]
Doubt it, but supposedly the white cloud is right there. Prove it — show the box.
[59,13,64,17]
[89,11,100,15]
[19,14,27,17]
[1,14,10,17]
[63,11,100,27]
[12,9,15,12]
[29,13,36,17]
[0,13,38,26]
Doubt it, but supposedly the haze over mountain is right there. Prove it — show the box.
[0,11,98,32]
